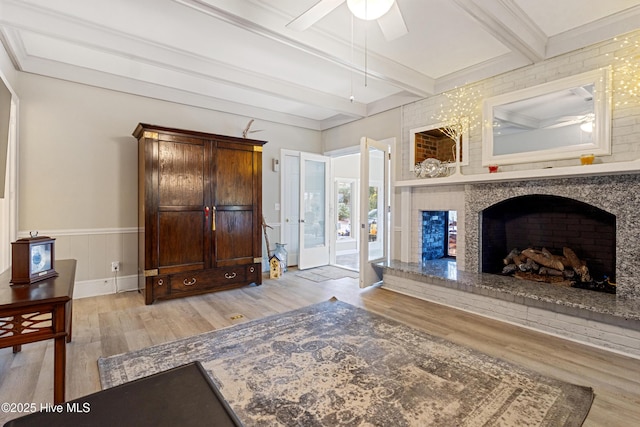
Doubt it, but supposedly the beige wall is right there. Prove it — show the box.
[15,73,321,293]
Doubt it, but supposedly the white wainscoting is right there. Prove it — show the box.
[18,227,139,299]
[73,274,139,299]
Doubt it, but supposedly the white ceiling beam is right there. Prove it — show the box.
[452,0,547,63]
[546,4,640,58]
[15,49,328,131]
[0,1,369,119]
[172,0,433,97]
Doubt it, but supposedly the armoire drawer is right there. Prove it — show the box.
[152,276,170,298]
[170,267,247,293]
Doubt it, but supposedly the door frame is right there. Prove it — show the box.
[359,136,394,288]
[280,150,331,270]
[279,149,301,266]
[328,146,362,269]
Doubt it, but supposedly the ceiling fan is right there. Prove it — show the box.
[287,0,408,41]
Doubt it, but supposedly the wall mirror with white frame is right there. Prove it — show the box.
[409,123,469,172]
[482,67,612,166]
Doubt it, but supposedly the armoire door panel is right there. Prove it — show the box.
[215,147,253,206]
[158,140,205,207]
[158,211,205,269]
[215,210,254,264]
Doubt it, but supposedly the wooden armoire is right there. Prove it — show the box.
[134,123,265,305]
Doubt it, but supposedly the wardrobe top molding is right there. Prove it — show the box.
[132,123,268,149]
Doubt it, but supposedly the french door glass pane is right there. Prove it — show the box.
[303,159,326,249]
[337,181,353,240]
[368,147,385,262]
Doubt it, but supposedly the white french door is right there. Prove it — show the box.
[359,137,389,288]
[281,151,300,266]
[298,153,331,269]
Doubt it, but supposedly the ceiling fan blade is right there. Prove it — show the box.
[286,0,346,31]
[377,2,407,41]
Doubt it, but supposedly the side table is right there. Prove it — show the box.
[0,259,76,404]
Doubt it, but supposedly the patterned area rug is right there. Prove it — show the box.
[294,265,359,282]
[98,299,593,426]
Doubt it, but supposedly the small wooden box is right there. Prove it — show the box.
[11,236,58,284]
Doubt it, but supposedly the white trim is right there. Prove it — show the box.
[18,227,139,238]
[399,187,411,263]
[482,67,612,166]
[73,274,138,299]
[395,158,640,188]
[324,145,360,158]
[0,71,19,273]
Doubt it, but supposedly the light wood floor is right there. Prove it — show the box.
[1,271,639,426]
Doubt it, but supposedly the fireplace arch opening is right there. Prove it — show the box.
[481,194,616,285]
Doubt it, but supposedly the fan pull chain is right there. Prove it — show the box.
[350,14,355,102]
[364,22,368,87]
[364,0,368,87]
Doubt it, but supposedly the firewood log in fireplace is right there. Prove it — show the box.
[502,264,518,275]
[503,248,520,265]
[539,267,564,276]
[513,254,527,271]
[541,247,554,258]
[563,247,592,282]
[501,246,595,286]
[521,248,565,271]
[502,249,531,271]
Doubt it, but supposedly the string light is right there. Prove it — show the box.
[428,85,483,174]
[606,36,640,107]
[432,85,483,142]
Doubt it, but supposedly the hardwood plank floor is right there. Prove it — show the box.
[1,271,639,425]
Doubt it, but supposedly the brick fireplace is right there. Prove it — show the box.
[383,172,640,357]
[465,174,640,300]
[480,194,616,286]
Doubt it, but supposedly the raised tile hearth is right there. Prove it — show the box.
[380,259,640,358]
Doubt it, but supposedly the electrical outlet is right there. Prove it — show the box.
[111,261,120,272]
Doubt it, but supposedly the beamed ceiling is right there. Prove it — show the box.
[1,0,640,130]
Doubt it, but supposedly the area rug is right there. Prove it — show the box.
[98,299,593,426]
[295,265,359,282]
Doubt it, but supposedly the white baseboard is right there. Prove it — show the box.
[73,274,139,299]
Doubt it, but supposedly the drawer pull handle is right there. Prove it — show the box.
[249,266,255,273]
[158,279,164,286]
[225,272,237,279]
[183,278,197,286]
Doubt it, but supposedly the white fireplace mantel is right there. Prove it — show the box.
[395,159,640,188]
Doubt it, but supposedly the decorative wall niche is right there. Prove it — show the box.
[409,122,469,172]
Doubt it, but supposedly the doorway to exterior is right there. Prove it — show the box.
[280,137,392,289]
[333,153,360,271]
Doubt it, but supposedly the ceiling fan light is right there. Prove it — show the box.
[580,121,593,133]
[347,0,394,21]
